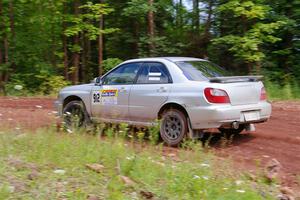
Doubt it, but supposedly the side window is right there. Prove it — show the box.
[103,63,141,85]
[136,62,172,84]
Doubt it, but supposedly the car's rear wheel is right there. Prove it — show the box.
[218,124,245,135]
[160,109,188,146]
[63,100,90,131]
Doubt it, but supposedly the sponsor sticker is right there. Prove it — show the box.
[92,89,118,105]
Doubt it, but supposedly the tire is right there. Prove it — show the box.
[160,109,188,147]
[218,124,245,135]
[63,100,90,131]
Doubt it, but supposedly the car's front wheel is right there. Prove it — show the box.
[63,100,90,131]
[160,109,188,146]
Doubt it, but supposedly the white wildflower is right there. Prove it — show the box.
[66,129,73,133]
[126,156,134,160]
[14,85,23,90]
[223,187,228,190]
[53,169,66,175]
[8,185,15,193]
[235,180,243,185]
[202,176,209,180]
[200,163,210,167]
[236,189,245,193]
[193,175,200,179]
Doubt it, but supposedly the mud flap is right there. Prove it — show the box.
[187,118,204,139]
[245,123,256,132]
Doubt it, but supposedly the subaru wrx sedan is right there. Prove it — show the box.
[55,57,271,146]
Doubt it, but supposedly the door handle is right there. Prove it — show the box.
[157,87,167,93]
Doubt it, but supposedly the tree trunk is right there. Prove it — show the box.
[81,33,87,82]
[192,0,200,33]
[86,38,91,79]
[8,0,15,70]
[148,0,155,55]
[49,1,57,68]
[72,0,80,84]
[0,0,4,94]
[62,2,69,80]
[133,20,139,57]
[204,0,213,39]
[178,0,183,28]
[0,0,3,66]
[98,0,104,76]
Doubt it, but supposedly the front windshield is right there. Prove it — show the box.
[176,61,228,81]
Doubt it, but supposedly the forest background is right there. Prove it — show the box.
[0,0,299,99]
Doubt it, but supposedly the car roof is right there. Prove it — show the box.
[123,57,207,63]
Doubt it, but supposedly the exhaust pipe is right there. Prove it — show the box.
[232,121,239,129]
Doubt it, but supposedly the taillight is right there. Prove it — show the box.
[260,87,267,101]
[204,88,230,103]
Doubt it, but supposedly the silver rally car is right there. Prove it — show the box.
[55,57,271,146]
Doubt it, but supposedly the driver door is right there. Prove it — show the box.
[91,62,141,121]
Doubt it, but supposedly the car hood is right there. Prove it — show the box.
[61,83,94,92]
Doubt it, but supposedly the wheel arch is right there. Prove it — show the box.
[158,102,190,120]
[63,95,84,108]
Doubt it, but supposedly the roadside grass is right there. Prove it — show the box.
[0,128,279,200]
[265,80,300,100]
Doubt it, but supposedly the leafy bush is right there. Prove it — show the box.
[102,58,123,74]
[38,75,70,95]
[5,74,70,96]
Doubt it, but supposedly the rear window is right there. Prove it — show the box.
[175,61,228,81]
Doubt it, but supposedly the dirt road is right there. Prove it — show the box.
[0,97,299,189]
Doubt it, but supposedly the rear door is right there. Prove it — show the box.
[129,62,172,122]
[91,62,141,120]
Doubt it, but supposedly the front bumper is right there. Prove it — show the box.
[187,101,272,129]
[54,100,63,117]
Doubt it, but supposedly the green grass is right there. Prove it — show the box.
[0,128,278,200]
[265,80,300,100]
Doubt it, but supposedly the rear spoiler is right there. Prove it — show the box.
[209,76,263,83]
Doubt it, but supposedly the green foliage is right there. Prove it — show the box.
[0,0,299,98]
[138,35,186,57]
[39,75,70,95]
[65,2,118,41]
[123,0,156,17]
[5,73,70,96]
[218,0,270,19]
[102,58,123,73]
[213,0,287,64]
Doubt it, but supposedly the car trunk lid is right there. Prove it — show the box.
[209,76,263,106]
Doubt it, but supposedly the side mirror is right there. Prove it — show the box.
[95,77,102,85]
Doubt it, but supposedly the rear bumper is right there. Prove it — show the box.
[187,101,272,129]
